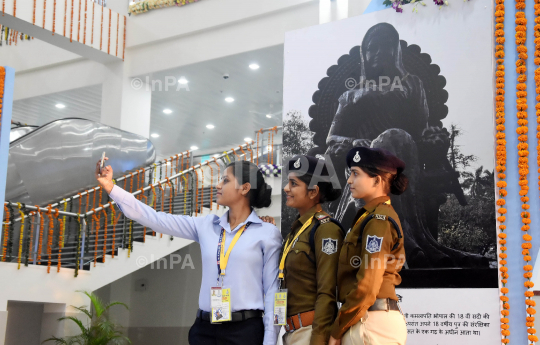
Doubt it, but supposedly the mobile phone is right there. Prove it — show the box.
[100,152,106,169]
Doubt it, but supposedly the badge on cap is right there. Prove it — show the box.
[322,238,338,255]
[353,151,361,163]
[366,235,383,254]
[293,158,301,168]
[315,154,326,160]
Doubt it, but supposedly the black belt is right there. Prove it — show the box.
[197,309,263,322]
[368,298,401,312]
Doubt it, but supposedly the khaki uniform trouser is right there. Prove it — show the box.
[282,325,313,345]
[342,311,407,345]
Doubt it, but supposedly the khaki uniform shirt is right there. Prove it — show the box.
[330,196,406,339]
[282,205,344,345]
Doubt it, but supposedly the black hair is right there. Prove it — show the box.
[358,165,408,196]
[295,173,342,203]
[225,161,272,208]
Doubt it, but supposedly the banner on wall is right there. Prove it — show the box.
[281,0,496,342]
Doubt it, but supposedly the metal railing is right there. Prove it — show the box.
[2,127,282,277]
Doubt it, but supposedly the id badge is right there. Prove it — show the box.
[273,289,288,325]
[210,287,232,323]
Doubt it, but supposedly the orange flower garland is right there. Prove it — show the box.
[42,0,46,29]
[101,209,107,263]
[515,0,538,343]
[239,145,247,160]
[36,206,44,264]
[91,1,95,45]
[122,16,126,60]
[151,185,157,235]
[52,0,56,35]
[2,205,9,261]
[16,204,24,269]
[34,0,37,24]
[495,8,507,341]
[91,211,99,267]
[108,8,111,54]
[83,0,87,44]
[208,163,214,211]
[200,168,204,212]
[193,168,199,216]
[100,4,103,50]
[63,0,66,36]
[139,189,147,242]
[54,209,63,272]
[110,204,117,256]
[158,181,165,238]
[70,0,73,42]
[46,206,54,273]
[77,0,81,42]
[116,13,119,56]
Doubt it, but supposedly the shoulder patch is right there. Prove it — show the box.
[316,214,329,220]
[366,235,383,254]
[321,238,338,255]
[375,214,386,221]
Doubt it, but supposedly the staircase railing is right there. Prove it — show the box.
[2,127,282,277]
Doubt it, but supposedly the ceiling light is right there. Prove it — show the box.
[206,124,215,129]
[190,146,199,150]
[55,104,66,109]
[244,137,252,142]
[225,97,234,103]
[151,133,160,138]
[163,109,172,114]
[249,63,260,70]
[178,77,188,84]
[266,114,272,118]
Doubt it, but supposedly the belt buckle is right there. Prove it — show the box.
[285,323,290,332]
[297,313,303,328]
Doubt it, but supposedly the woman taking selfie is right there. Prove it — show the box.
[329,147,408,345]
[96,158,282,345]
[279,155,344,345]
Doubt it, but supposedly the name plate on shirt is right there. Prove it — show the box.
[273,289,288,325]
[211,287,232,323]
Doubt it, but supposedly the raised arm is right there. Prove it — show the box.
[96,158,200,242]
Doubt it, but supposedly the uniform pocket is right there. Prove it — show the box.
[289,240,313,263]
[339,239,359,267]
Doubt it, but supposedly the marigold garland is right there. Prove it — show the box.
[52,0,56,35]
[107,8,111,54]
[2,205,9,261]
[91,212,99,267]
[193,168,199,216]
[213,158,220,210]
[42,0,46,29]
[122,16,126,60]
[83,0,87,44]
[495,0,509,342]
[116,13,119,56]
[102,209,108,263]
[70,0,73,42]
[208,164,214,210]
[515,0,538,343]
[46,206,54,273]
[55,209,63,272]
[16,203,24,269]
[36,206,44,264]
[158,181,165,238]
[200,168,204,212]
[74,216,82,277]
[100,3,103,50]
[91,1,95,45]
[239,145,247,160]
[151,185,157,236]
[110,204,117,256]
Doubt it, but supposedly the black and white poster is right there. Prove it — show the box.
[282,0,496,290]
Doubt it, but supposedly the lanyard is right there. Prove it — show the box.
[278,216,315,280]
[354,199,392,227]
[216,222,252,284]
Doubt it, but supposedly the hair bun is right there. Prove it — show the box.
[390,173,408,195]
[254,182,272,208]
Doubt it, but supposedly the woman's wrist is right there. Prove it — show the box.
[102,181,115,194]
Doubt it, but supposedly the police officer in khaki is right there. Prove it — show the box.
[280,155,345,345]
[329,147,408,345]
